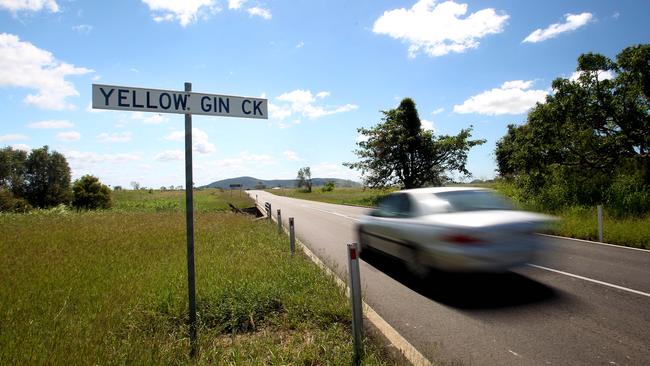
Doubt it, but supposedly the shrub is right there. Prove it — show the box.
[0,189,31,213]
[72,175,112,210]
[321,181,335,192]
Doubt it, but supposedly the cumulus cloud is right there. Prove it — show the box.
[228,0,245,9]
[283,150,301,161]
[270,89,358,121]
[97,132,132,143]
[431,107,444,115]
[155,150,184,161]
[132,112,168,124]
[421,119,435,132]
[523,12,593,43]
[569,70,615,82]
[142,0,220,27]
[0,33,92,110]
[311,162,360,181]
[0,0,58,13]
[373,0,509,58]
[28,120,73,129]
[11,143,30,151]
[65,151,140,166]
[247,6,271,20]
[164,128,215,154]
[453,80,548,115]
[56,131,81,141]
[0,133,28,142]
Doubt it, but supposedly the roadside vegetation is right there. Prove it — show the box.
[0,189,390,365]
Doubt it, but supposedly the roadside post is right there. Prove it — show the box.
[597,205,603,242]
[266,203,272,221]
[289,218,295,255]
[347,243,364,365]
[92,82,267,358]
[277,209,282,233]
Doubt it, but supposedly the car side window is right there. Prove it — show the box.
[373,193,412,218]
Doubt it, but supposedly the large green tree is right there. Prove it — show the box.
[0,146,27,197]
[72,175,112,210]
[495,44,650,212]
[23,146,72,208]
[345,98,485,189]
[296,167,313,192]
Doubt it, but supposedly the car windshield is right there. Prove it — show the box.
[435,190,514,212]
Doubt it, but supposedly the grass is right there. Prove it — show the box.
[268,186,650,249]
[0,189,390,365]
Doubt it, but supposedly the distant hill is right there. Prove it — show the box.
[201,176,361,189]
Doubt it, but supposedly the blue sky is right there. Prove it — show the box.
[1,0,648,188]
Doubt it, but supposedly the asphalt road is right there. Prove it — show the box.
[249,190,650,366]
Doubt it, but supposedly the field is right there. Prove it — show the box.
[269,186,650,249]
[0,189,389,365]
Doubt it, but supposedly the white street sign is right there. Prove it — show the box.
[92,84,268,119]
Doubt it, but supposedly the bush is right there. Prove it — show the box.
[321,181,335,192]
[72,175,112,210]
[0,190,31,213]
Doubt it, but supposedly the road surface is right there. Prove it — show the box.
[249,190,650,366]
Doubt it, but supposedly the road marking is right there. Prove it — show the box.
[527,264,650,298]
[537,233,650,253]
[301,204,361,222]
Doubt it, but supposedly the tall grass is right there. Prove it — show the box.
[0,190,389,364]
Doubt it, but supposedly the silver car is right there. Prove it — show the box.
[357,187,554,275]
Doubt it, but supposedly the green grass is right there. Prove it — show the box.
[0,189,390,365]
[268,186,650,249]
[267,187,396,207]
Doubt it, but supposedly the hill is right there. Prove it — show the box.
[201,176,361,189]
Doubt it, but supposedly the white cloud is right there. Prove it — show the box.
[271,89,358,121]
[421,119,435,132]
[453,80,548,115]
[11,143,30,152]
[228,0,245,10]
[142,0,220,27]
[0,33,92,110]
[247,6,271,20]
[97,132,132,143]
[56,131,81,141]
[523,12,593,43]
[283,150,301,161]
[28,120,73,129]
[355,133,369,143]
[373,0,509,58]
[72,24,93,34]
[0,133,28,142]
[155,150,184,161]
[164,128,215,154]
[132,112,168,124]
[431,107,444,115]
[569,70,615,82]
[65,151,140,164]
[0,0,58,13]
[296,41,305,48]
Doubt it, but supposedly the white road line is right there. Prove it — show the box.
[301,204,361,222]
[537,233,650,253]
[527,264,650,298]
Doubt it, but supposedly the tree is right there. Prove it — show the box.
[72,175,112,210]
[296,167,313,192]
[130,181,140,190]
[23,146,72,208]
[345,98,485,189]
[0,146,27,198]
[495,44,650,213]
[321,180,335,192]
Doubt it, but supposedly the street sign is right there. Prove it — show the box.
[92,82,267,358]
[92,84,268,119]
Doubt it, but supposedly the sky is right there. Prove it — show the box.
[1,0,648,188]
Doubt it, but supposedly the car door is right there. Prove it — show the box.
[365,193,415,260]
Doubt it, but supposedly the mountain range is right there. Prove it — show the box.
[201,176,361,189]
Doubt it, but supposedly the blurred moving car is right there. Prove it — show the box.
[357,187,554,275]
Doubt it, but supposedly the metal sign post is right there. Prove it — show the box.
[347,243,364,365]
[184,82,198,357]
[92,82,267,358]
